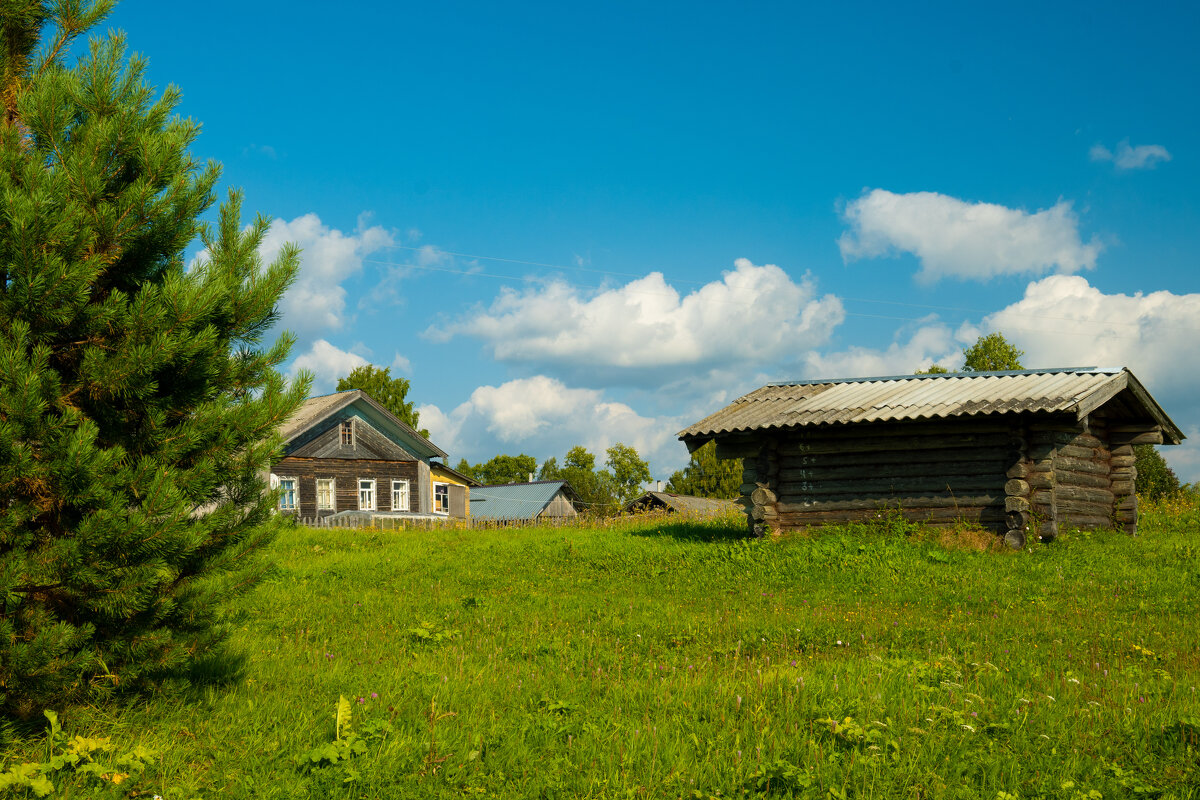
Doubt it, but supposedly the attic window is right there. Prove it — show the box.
[340,420,354,446]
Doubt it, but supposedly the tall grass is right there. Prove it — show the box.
[3,501,1198,798]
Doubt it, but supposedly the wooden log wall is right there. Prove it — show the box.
[722,414,1161,540]
[736,421,1014,535]
[273,456,421,520]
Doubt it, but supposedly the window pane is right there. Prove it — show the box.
[391,480,408,511]
[280,479,297,510]
[358,479,375,510]
[317,479,334,510]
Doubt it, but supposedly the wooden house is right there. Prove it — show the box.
[677,368,1183,545]
[430,461,480,518]
[470,480,580,522]
[273,390,458,521]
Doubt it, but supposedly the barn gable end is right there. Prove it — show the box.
[679,368,1182,544]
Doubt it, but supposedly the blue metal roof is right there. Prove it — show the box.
[470,481,573,521]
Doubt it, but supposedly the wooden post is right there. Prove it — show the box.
[1110,443,1138,534]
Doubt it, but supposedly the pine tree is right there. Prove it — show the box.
[0,2,308,717]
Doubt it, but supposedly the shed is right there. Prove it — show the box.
[624,491,738,517]
[677,368,1183,545]
[470,480,580,522]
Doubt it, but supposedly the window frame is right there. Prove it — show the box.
[358,478,376,511]
[391,479,410,512]
[278,476,299,512]
[340,419,354,447]
[433,482,450,514]
[316,478,336,511]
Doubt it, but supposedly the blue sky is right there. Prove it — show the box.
[102,0,1199,479]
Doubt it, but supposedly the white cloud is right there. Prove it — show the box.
[801,321,964,378]
[982,275,1200,480]
[428,258,844,387]
[259,213,394,336]
[390,352,413,373]
[418,376,686,477]
[1090,140,1171,170]
[289,339,369,393]
[839,189,1102,282]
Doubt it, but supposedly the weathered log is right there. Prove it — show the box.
[1052,455,1109,475]
[1056,499,1114,518]
[1005,478,1031,497]
[1028,472,1055,490]
[1055,485,1115,505]
[750,486,777,505]
[1004,529,1026,548]
[1109,424,1161,434]
[778,432,1013,456]
[776,494,1003,513]
[1110,455,1136,469]
[1006,509,1031,530]
[1057,444,1110,460]
[1110,480,1135,497]
[1057,513,1116,530]
[1055,470,1112,490]
[1064,433,1105,449]
[1110,445,1135,458]
[1115,494,1136,511]
[1005,495,1030,512]
[776,505,1007,525]
[779,459,1006,482]
[1006,462,1029,479]
[1039,519,1058,542]
[780,448,1010,469]
[1031,489,1053,506]
[1111,431,1163,446]
[776,476,1003,496]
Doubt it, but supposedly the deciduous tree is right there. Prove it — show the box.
[336,364,427,438]
[962,333,1024,372]
[666,441,742,499]
[0,2,307,716]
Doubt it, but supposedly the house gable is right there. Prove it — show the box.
[287,414,418,461]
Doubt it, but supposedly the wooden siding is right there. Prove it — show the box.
[273,456,421,519]
[287,415,418,461]
[539,490,578,520]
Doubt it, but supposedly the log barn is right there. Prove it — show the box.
[677,368,1183,545]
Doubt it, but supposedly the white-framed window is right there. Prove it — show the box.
[391,479,410,512]
[278,477,298,511]
[316,478,336,510]
[340,420,354,446]
[434,482,449,514]
[358,478,376,511]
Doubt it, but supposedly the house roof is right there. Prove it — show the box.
[470,480,578,521]
[278,389,448,459]
[625,491,738,515]
[678,367,1184,445]
[431,461,482,487]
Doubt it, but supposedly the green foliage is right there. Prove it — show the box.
[962,332,1025,371]
[0,711,155,796]
[914,363,950,374]
[300,695,397,783]
[463,453,539,486]
[336,364,427,438]
[666,441,743,499]
[605,442,652,505]
[1135,444,1180,500]
[539,445,622,513]
[0,2,307,716]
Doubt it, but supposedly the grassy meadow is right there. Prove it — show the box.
[3,499,1199,799]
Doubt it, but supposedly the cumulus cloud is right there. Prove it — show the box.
[1090,140,1171,170]
[428,259,845,388]
[289,339,369,393]
[418,376,685,477]
[983,275,1200,480]
[839,189,1102,282]
[258,213,394,336]
[801,321,965,379]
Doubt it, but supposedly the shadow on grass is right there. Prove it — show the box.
[627,516,749,543]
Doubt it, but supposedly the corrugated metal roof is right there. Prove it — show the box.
[678,367,1184,443]
[470,481,575,521]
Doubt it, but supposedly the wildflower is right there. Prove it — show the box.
[371,692,379,698]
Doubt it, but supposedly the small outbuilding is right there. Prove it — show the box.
[624,491,737,517]
[677,368,1183,545]
[470,480,580,523]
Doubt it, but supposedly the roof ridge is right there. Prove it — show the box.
[767,367,1122,387]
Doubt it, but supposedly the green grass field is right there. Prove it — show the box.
[3,499,1199,799]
